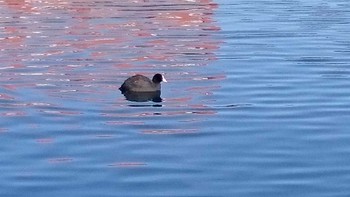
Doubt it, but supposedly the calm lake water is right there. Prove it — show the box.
[1,0,350,196]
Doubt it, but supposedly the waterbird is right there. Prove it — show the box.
[119,73,167,93]
[119,73,166,102]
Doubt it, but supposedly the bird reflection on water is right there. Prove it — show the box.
[121,90,162,103]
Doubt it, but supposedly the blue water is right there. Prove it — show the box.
[1,0,350,196]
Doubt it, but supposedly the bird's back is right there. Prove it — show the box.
[120,75,159,92]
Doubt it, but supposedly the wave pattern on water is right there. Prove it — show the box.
[1,0,350,196]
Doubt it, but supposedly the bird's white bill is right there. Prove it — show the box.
[162,75,167,82]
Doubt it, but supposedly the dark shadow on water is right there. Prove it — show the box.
[121,90,162,103]
[127,104,163,108]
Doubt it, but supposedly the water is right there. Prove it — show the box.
[1,0,350,196]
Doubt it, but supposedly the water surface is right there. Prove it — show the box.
[1,0,350,196]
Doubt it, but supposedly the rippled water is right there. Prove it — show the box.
[1,0,350,196]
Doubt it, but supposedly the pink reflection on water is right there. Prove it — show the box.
[0,93,14,100]
[1,0,221,85]
[1,111,26,117]
[0,0,224,132]
[4,0,33,11]
[0,128,8,134]
[105,121,144,126]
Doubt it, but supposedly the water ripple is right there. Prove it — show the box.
[1,0,350,196]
